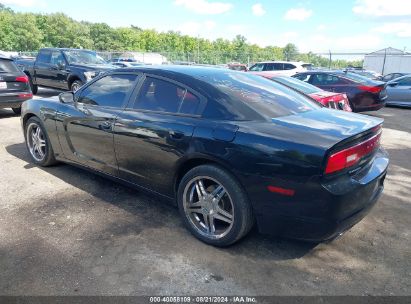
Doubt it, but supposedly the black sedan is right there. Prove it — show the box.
[21,66,389,246]
[0,56,32,114]
[293,71,387,112]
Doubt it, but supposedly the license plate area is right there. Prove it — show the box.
[0,82,7,89]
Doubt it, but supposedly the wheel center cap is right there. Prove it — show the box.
[203,199,214,214]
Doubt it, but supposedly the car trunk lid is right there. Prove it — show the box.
[0,73,29,93]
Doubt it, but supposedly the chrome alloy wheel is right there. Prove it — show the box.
[26,122,46,162]
[183,176,234,239]
[71,83,81,92]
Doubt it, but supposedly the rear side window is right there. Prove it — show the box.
[0,59,20,73]
[264,63,283,71]
[204,72,320,119]
[284,63,296,70]
[133,77,200,115]
[37,51,52,64]
[77,74,138,108]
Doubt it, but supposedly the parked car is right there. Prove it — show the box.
[248,61,312,77]
[381,73,408,82]
[0,56,32,114]
[227,63,248,72]
[293,71,387,112]
[15,48,115,94]
[21,66,388,246]
[259,74,352,111]
[385,75,411,108]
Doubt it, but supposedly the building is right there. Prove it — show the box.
[363,47,411,76]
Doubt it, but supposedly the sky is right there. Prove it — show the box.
[3,0,411,53]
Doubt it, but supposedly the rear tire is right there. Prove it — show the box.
[24,117,57,167]
[177,164,254,247]
[12,107,21,115]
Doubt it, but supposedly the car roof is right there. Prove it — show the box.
[253,61,308,65]
[111,64,238,77]
[108,65,250,100]
[41,48,96,52]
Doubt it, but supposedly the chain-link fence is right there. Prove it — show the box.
[17,50,366,69]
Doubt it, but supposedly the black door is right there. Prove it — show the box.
[58,73,140,175]
[114,75,204,196]
[48,50,69,90]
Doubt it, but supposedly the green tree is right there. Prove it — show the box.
[283,43,299,61]
[11,13,43,51]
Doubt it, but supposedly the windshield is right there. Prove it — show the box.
[204,71,321,119]
[63,50,107,65]
[271,76,321,95]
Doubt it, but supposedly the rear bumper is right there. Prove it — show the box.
[0,93,32,108]
[251,148,389,242]
[353,94,387,112]
[355,102,386,112]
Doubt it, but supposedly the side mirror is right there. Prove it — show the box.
[388,82,399,87]
[59,92,74,104]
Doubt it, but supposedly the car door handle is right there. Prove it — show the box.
[169,130,184,140]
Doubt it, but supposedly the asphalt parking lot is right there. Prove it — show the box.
[0,89,410,296]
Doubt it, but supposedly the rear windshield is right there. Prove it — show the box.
[0,59,20,73]
[203,72,321,119]
[341,72,375,84]
[272,76,321,95]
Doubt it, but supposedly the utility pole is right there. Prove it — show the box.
[381,48,387,76]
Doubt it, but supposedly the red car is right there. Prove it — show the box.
[257,73,352,111]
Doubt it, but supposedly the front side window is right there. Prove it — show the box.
[249,63,264,72]
[397,77,411,86]
[294,73,311,82]
[77,74,138,108]
[133,77,201,115]
[50,51,65,66]
[311,74,341,85]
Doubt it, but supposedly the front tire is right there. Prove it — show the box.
[25,117,57,167]
[70,80,83,92]
[177,164,254,247]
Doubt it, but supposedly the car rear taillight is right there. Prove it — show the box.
[19,93,33,99]
[15,76,29,83]
[358,85,382,94]
[325,128,382,174]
